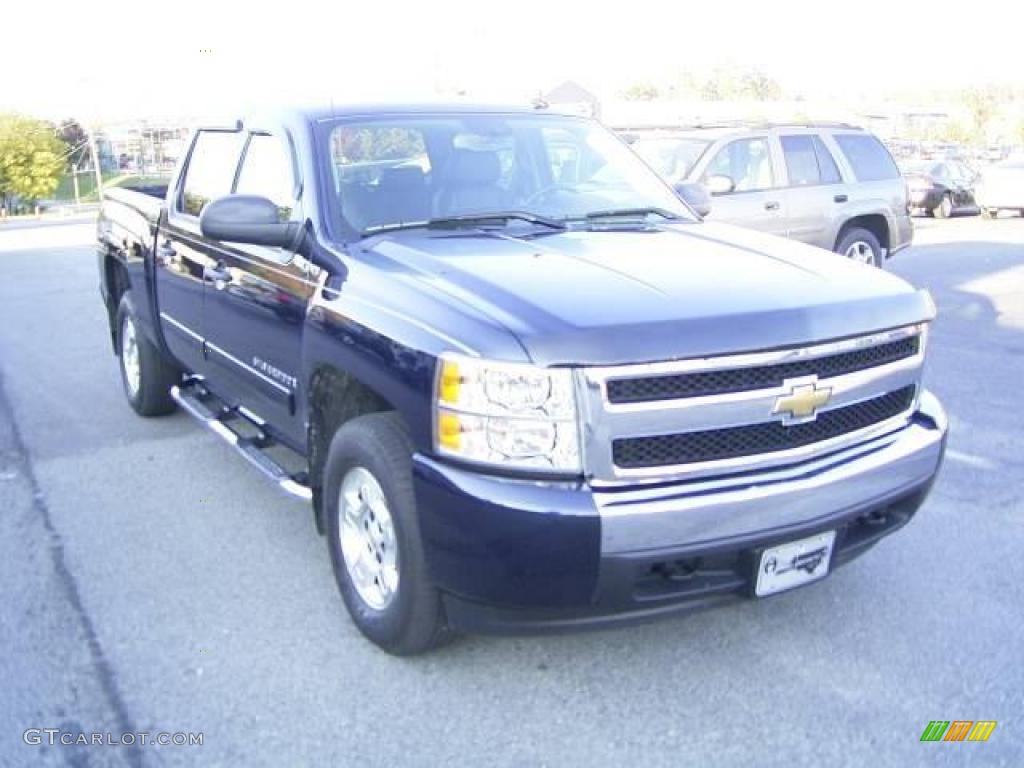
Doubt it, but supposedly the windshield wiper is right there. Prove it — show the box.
[580,207,684,221]
[426,211,566,231]
[360,211,566,238]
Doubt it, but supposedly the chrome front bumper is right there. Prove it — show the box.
[594,389,947,554]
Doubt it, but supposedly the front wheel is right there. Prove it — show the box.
[324,412,447,655]
[934,193,953,219]
[981,207,998,219]
[116,295,179,416]
[837,227,882,268]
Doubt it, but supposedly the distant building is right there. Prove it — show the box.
[543,81,601,119]
[98,121,190,176]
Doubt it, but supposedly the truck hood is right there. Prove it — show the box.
[363,221,933,366]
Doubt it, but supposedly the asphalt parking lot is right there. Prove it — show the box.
[1,215,1021,767]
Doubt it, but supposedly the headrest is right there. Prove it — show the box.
[447,149,501,185]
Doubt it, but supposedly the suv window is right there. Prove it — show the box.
[180,131,243,217]
[235,133,297,220]
[781,135,844,187]
[780,135,819,186]
[704,138,774,192]
[833,133,899,182]
[813,136,842,183]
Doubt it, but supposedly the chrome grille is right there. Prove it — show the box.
[606,336,919,403]
[612,386,916,468]
[579,325,926,483]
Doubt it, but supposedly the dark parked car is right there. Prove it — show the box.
[902,160,978,218]
[96,103,946,654]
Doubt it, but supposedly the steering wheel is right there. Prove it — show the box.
[523,183,580,207]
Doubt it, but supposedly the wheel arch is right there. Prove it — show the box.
[835,213,890,255]
[103,248,132,353]
[306,364,400,535]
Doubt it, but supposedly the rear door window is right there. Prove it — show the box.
[235,133,297,221]
[179,131,244,217]
[833,133,899,182]
[812,136,842,183]
[780,135,820,186]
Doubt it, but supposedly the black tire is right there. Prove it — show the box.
[836,227,882,268]
[981,207,998,219]
[324,412,447,655]
[116,295,179,416]
[934,193,953,219]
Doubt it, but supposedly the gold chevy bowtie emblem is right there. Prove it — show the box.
[774,382,832,421]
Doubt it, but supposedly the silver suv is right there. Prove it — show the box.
[621,122,913,267]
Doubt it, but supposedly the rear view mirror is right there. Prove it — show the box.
[673,181,712,218]
[200,195,301,249]
[705,175,735,196]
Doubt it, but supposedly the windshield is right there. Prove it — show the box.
[630,137,711,180]
[325,114,694,235]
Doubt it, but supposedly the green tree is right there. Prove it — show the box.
[0,113,66,208]
[621,82,660,101]
[738,70,783,101]
[962,86,1001,144]
[698,66,783,102]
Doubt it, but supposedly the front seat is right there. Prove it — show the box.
[434,149,508,216]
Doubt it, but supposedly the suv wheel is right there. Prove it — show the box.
[935,193,953,219]
[116,295,179,416]
[324,412,447,655]
[837,228,882,268]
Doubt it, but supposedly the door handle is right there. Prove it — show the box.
[203,263,232,287]
[156,241,177,266]
[764,201,780,211]
[833,194,849,203]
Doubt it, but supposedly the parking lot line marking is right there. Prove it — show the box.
[946,449,997,470]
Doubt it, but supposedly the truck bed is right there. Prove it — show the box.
[103,184,167,223]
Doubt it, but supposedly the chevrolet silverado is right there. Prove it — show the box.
[97,103,947,654]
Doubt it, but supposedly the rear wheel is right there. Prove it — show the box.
[837,227,882,268]
[982,207,998,219]
[116,295,179,416]
[324,412,447,655]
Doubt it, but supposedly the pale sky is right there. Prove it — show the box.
[3,0,1020,123]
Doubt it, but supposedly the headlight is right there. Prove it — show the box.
[434,354,580,473]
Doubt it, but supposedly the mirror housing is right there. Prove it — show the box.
[199,195,301,249]
[673,181,712,218]
[705,174,735,196]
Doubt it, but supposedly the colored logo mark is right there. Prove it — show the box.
[920,721,997,742]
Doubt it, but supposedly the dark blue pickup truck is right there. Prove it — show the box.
[97,103,947,654]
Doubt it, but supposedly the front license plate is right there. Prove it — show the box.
[755,531,836,597]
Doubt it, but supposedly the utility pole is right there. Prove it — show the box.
[88,127,104,200]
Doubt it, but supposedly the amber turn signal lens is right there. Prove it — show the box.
[437,411,462,450]
[439,360,461,404]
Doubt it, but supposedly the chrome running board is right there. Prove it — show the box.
[170,380,312,501]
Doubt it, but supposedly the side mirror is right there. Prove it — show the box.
[200,195,301,249]
[704,174,735,196]
[673,181,712,218]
